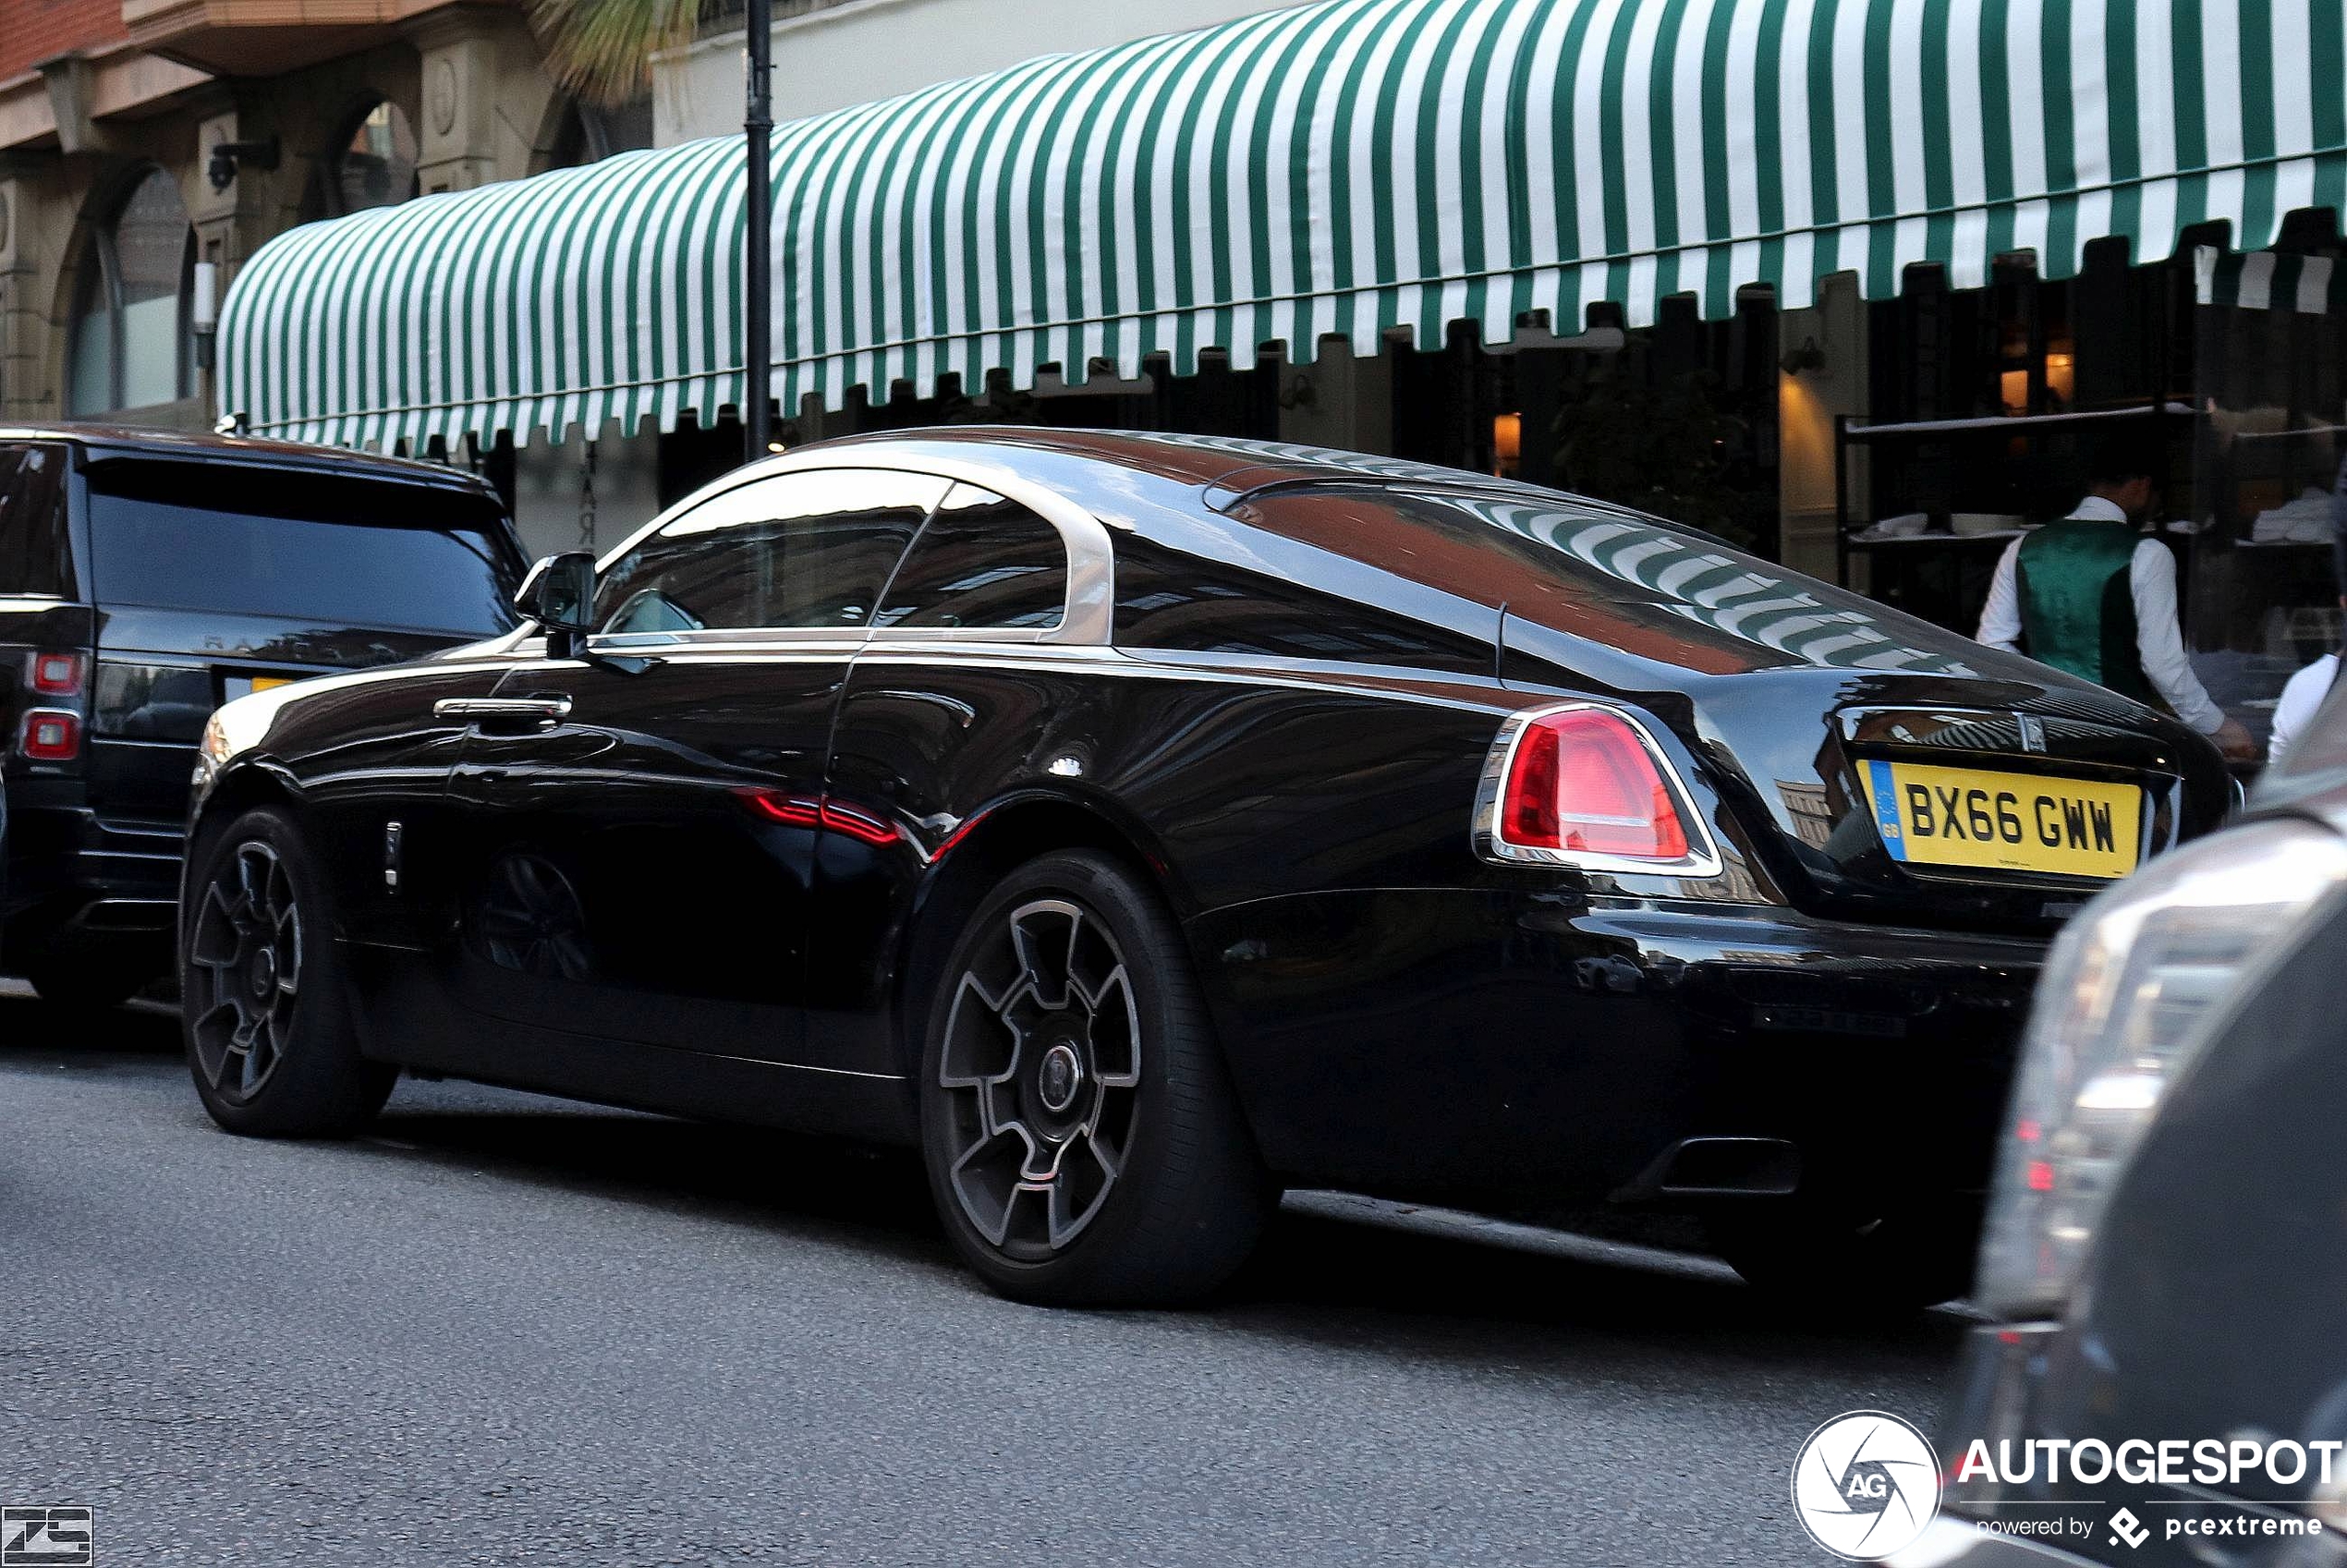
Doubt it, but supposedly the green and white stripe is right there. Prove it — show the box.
[220,138,747,448]
[223,0,2347,450]
[2195,241,2343,311]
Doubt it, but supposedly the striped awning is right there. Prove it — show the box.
[222,0,2347,449]
[219,138,748,448]
[2195,243,2345,312]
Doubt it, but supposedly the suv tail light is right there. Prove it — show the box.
[1474,703,1721,875]
[20,708,81,761]
[30,651,83,695]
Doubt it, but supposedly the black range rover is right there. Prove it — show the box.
[0,426,526,1007]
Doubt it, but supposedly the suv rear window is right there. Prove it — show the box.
[0,443,74,599]
[85,461,520,636]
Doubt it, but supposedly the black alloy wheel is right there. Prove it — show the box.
[936,893,1143,1258]
[182,807,395,1136]
[918,850,1274,1306]
[188,837,303,1099]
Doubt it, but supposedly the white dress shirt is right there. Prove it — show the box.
[1976,496,2227,735]
[2268,653,2338,768]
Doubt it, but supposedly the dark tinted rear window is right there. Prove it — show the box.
[0,444,74,599]
[1113,536,1488,673]
[85,461,519,635]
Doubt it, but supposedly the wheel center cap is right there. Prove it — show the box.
[248,946,277,999]
[1037,1041,1085,1114]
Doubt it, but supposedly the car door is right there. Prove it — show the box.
[815,480,1091,1075]
[444,467,948,1071]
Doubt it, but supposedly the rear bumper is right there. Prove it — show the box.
[3,794,182,956]
[1190,890,2043,1206]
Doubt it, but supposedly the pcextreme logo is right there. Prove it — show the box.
[1793,1411,1943,1561]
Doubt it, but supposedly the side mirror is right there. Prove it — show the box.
[516,552,596,651]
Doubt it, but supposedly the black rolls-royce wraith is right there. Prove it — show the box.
[180,430,2231,1309]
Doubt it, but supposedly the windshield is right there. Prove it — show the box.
[86,462,520,637]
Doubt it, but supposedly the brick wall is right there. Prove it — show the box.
[0,0,128,84]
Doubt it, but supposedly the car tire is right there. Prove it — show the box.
[22,950,147,1013]
[1706,1194,1980,1318]
[180,807,395,1137]
[917,849,1275,1307]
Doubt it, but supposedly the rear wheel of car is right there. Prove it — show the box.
[1707,1193,1981,1318]
[21,950,147,1013]
[917,850,1275,1306]
[181,807,395,1137]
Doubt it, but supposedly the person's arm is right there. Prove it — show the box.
[2268,655,2337,769]
[2330,452,2347,600]
[2128,541,2231,736]
[1976,538,2025,650]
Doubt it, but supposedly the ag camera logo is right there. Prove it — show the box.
[1793,1410,1942,1561]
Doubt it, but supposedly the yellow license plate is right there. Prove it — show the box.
[1859,760,2143,880]
[222,674,301,703]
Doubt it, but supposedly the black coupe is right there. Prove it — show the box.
[181,430,2231,1308]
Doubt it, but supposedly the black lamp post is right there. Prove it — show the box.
[744,0,773,463]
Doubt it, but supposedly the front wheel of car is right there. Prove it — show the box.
[181,807,395,1137]
[918,850,1275,1307]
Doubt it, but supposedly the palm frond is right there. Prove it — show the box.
[526,0,704,110]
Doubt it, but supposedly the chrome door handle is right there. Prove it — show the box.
[434,696,573,723]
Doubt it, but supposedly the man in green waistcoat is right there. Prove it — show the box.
[1976,438,2255,759]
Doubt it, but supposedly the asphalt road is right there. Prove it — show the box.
[0,984,1961,1566]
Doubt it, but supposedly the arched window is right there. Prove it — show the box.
[334,101,418,213]
[67,168,194,415]
[546,97,654,171]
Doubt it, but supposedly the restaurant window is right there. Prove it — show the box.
[1836,247,2193,634]
[1402,296,1784,562]
[2183,210,2347,751]
[67,168,195,415]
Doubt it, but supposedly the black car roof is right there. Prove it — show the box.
[822,424,1583,511]
[0,422,500,497]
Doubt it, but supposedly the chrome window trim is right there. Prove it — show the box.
[1468,700,1725,878]
[592,449,1114,646]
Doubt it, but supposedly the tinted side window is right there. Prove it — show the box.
[875,484,1068,630]
[595,469,946,634]
[0,444,75,599]
[1113,537,1488,674]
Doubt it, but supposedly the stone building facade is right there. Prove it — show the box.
[0,0,579,435]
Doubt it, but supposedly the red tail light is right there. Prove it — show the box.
[738,788,822,829]
[737,787,903,846]
[30,651,83,695]
[1478,704,1714,871]
[20,708,81,761]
